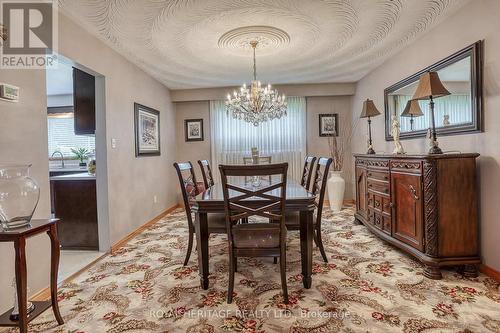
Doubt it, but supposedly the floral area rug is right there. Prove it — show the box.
[2,206,499,333]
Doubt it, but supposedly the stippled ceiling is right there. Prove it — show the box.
[59,0,470,89]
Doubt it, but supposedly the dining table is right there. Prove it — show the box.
[192,178,316,290]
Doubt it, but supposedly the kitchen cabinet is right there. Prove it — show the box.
[73,67,95,135]
[50,173,98,250]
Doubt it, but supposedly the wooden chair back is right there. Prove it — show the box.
[301,156,317,190]
[311,157,333,224]
[243,155,273,183]
[197,159,214,189]
[219,163,288,242]
[173,162,200,228]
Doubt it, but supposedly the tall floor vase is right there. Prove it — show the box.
[327,171,345,212]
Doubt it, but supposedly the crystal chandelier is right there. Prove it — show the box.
[226,41,287,126]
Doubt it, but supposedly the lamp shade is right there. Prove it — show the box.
[401,100,424,118]
[412,71,451,100]
[360,99,381,118]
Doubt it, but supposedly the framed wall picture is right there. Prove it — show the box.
[185,119,204,142]
[134,103,160,156]
[319,113,339,137]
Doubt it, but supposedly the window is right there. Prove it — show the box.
[210,97,307,181]
[47,113,95,158]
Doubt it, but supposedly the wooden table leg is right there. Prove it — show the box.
[195,212,210,290]
[14,237,28,333]
[47,225,64,325]
[300,210,313,289]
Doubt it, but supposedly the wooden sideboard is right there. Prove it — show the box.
[354,153,480,279]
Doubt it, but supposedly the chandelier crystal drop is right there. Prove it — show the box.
[226,41,287,126]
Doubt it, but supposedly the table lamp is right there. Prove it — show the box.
[360,99,381,154]
[412,71,450,154]
[401,100,424,131]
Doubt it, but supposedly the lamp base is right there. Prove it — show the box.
[428,145,443,154]
[367,147,376,154]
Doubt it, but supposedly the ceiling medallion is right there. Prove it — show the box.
[218,25,290,52]
[226,40,287,126]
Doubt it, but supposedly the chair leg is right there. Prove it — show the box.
[313,231,319,248]
[183,228,194,266]
[316,228,328,263]
[279,250,289,304]
[273,257,278,264]
[234,257,237,272]
[227,254,235,304]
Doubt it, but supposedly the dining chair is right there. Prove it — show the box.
[243,155,272,183]
[219,163,289,304]
[173,162,227,266]
[197,159,214,189]
[284,157,333,262]
[301,156,317,191]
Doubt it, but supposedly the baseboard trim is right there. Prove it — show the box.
[324,199,355,207]
[32,252,108,301]
[32,204,179,301]
[480,264,500,282]
[111,204,180,253]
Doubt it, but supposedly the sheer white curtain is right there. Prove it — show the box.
[394,94,472,132]
[210,97,307,182]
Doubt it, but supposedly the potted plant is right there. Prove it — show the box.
[326,117,358,212]
[71,147,90,167]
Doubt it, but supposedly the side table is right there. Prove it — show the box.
[0,219,64,332]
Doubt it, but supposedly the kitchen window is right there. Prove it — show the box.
[47,113,95,158]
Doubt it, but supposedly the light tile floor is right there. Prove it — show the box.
[58,250,104,282]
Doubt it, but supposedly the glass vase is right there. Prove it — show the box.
[0,164,40,229]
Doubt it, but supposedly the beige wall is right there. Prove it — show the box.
[0,69,52,313]
[175,95,355,198]
[306,96,354,198]
[0,12,177,312]
[351,0,500,271]
[57,13,177,244]
[175,101,211,180]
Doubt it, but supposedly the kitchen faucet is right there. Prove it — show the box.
[51,151,65,168]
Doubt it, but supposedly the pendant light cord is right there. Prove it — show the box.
[251,41,258,81]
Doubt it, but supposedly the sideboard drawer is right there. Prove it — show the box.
[367,170,389,182]
[367,179,390,196]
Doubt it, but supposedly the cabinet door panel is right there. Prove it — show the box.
[356,167,367,218]
[391,172,424,251]
[73,67,96,135]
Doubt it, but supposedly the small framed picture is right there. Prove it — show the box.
[185,119,204,142]
[134,103,160,156]
[319,113,339,137]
